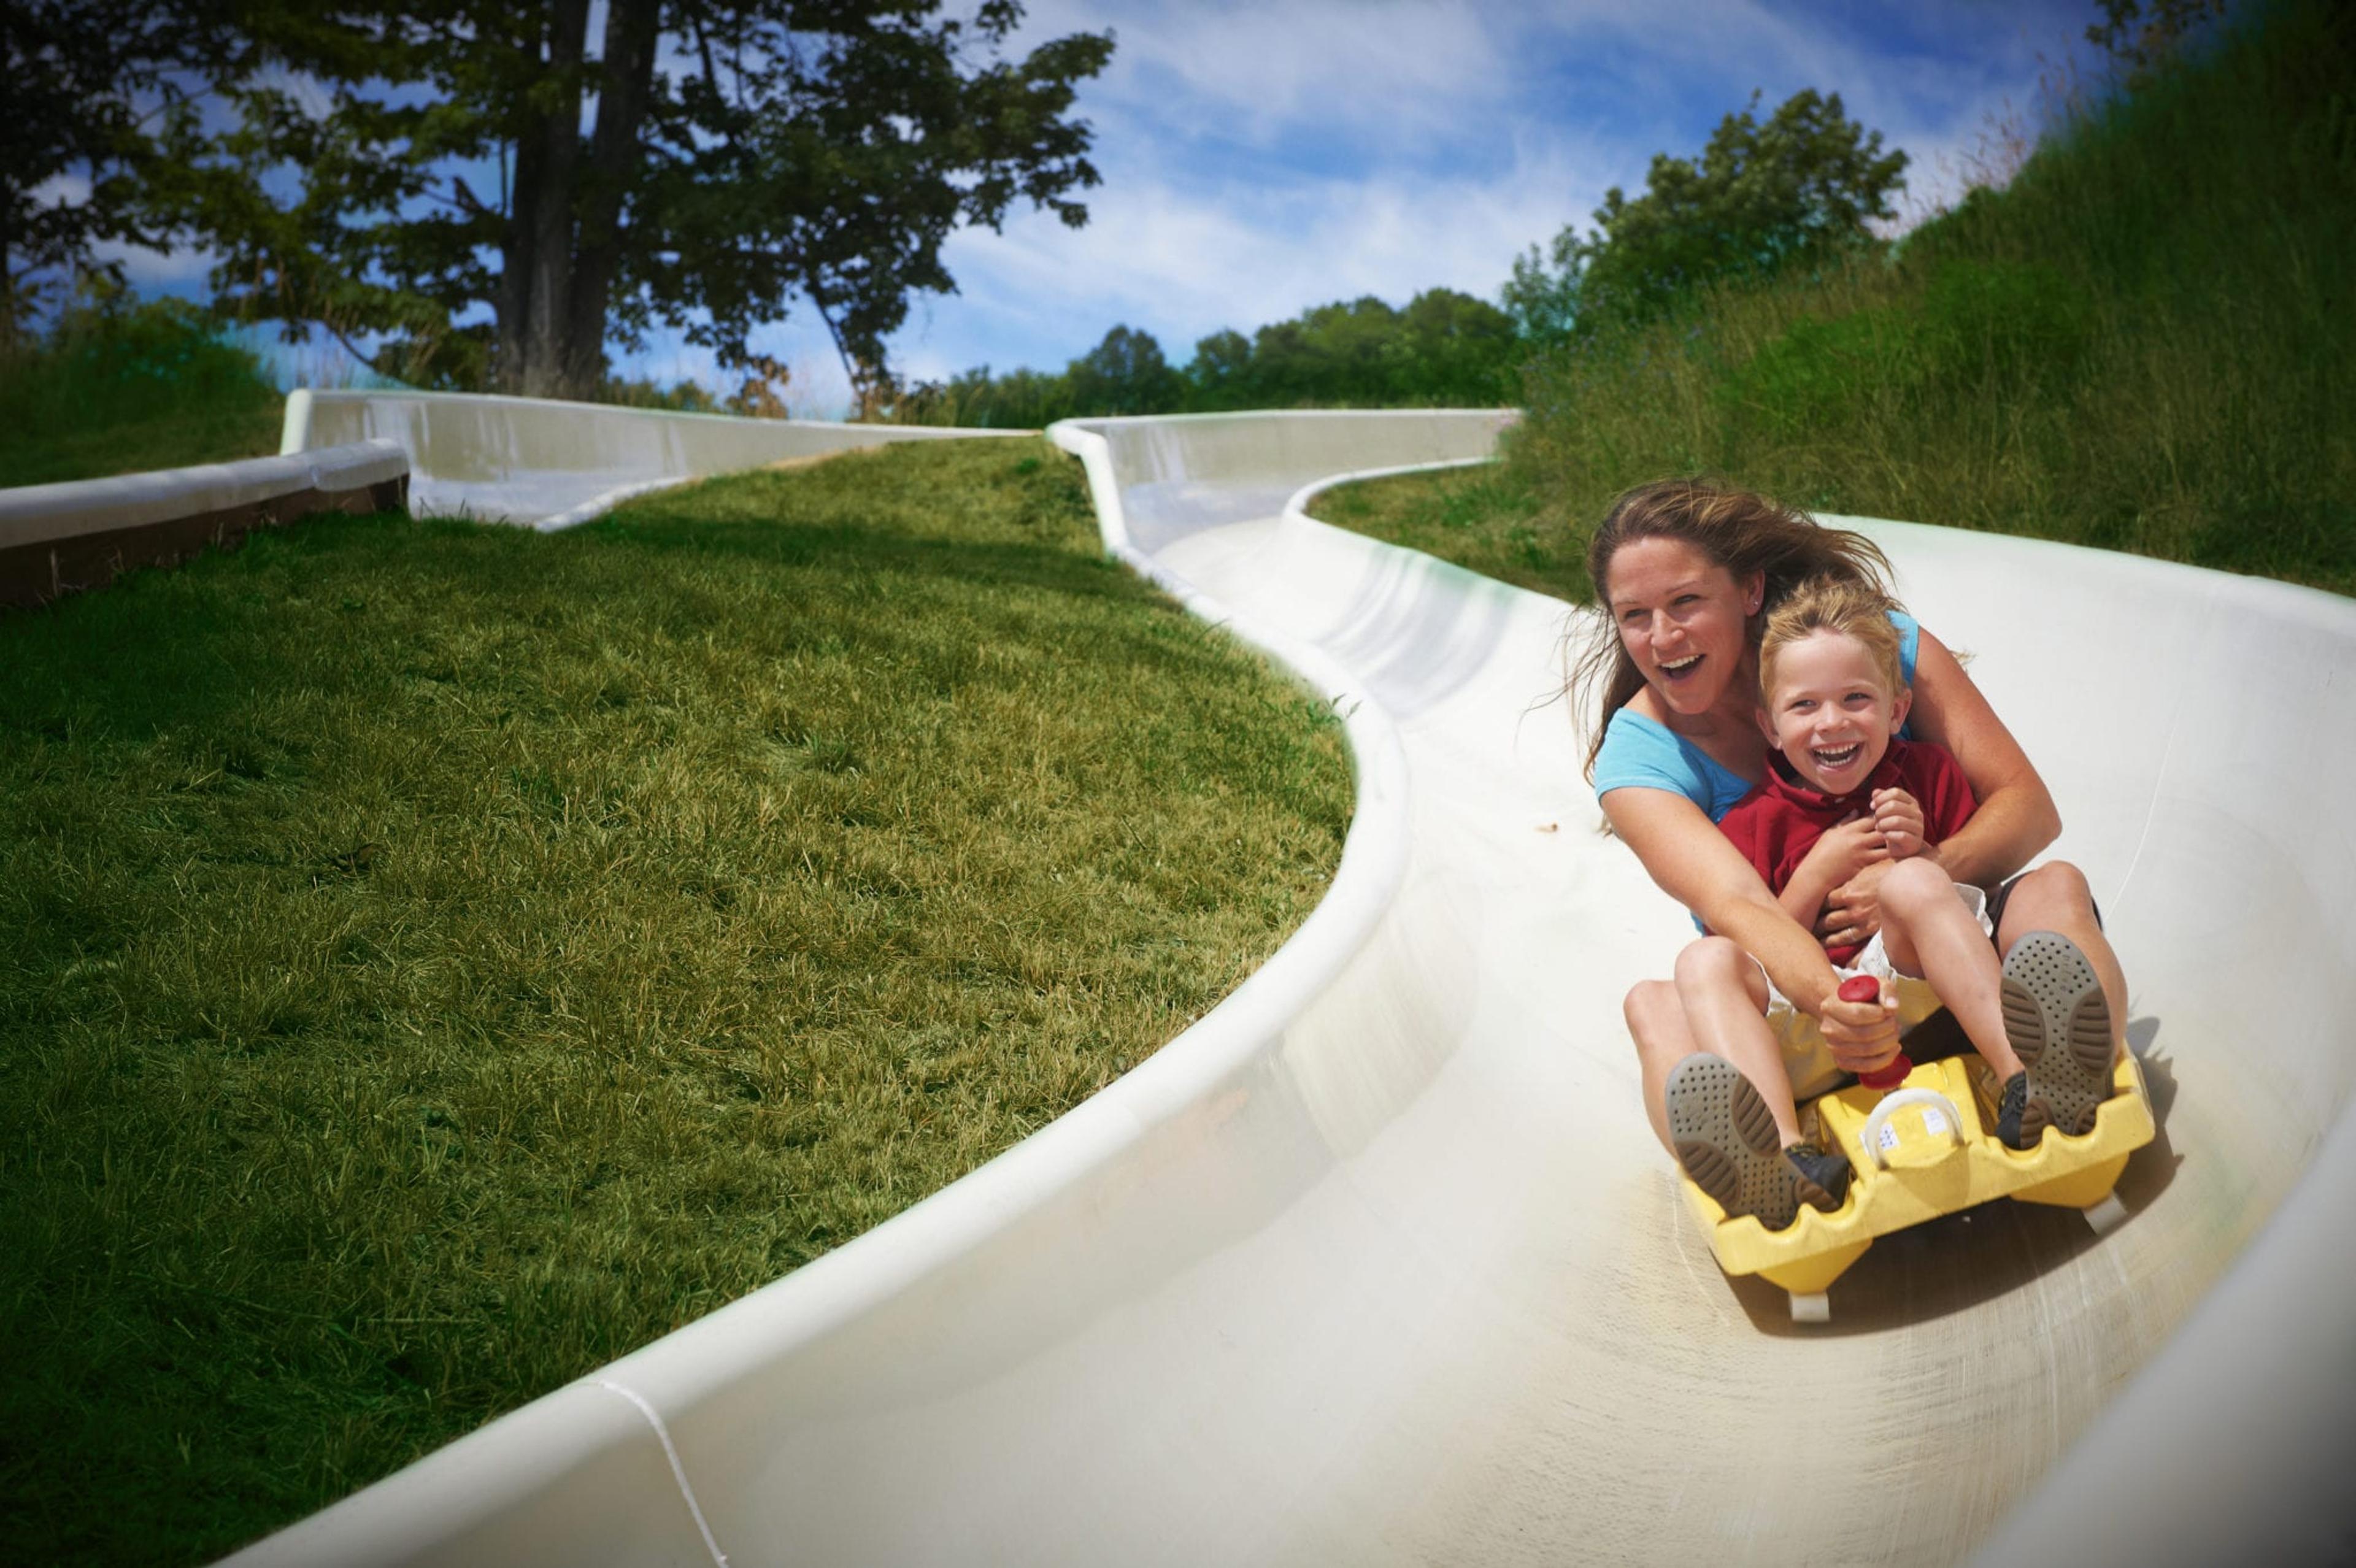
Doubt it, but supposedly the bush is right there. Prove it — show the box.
[1722,260,2090,440]
[0,294,283,486]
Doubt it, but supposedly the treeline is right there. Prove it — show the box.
[894,287,1519,426]
[876,77,1914,428]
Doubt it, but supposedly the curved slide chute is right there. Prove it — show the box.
[280,388,1009,528]
[233,404,2356,1565]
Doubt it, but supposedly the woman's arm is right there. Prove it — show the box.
[1605,786,1898,1066]
[1815,626,2062,945]
[1904,626,2061,886]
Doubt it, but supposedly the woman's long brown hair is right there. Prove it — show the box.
[1571,479,1894,781]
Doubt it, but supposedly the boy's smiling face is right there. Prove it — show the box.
[1757,628,1911,794]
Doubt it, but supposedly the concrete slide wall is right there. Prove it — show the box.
[223,407,2356,1566]
[283,388,1012,528]
[0,440,410,609]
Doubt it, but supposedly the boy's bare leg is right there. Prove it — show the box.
[1877,859,2025,1082]
[1993,861,2127,1056]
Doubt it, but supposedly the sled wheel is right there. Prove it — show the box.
[2082,1193,2128,1235]
[1790,1292,1831,1324]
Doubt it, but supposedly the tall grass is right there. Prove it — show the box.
[0,298,286,488]
[1461,0,2356,599]
[0,438,1350,1563]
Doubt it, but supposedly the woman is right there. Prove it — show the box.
[1579,479,2127,1226]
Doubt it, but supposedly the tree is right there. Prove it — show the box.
[1186,328,1253,407]
[1,2,224,344]
[1250,297,1398,405]
[1509,88,1908,340]
[934,362,1073,426]
[1396,287,1515,404]
[159,2,1112,401]
[1501,236,1585,343]
[1191,290,1514,409]
[2086,0,2233,78]
[928,287,1517,423]
[1063,324,1182,415]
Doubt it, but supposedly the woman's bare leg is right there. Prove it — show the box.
[1630,936,1803,1146]
[1877,858,2024,1080]
[1626,979,1698,1155]
[1629,963,1801,1154]
[1993,861,2127,1055]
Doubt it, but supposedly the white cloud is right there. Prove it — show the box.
[94,238,219,290]
[1054,0,1514,150]
[893,138,1612,380]
[72,0,2100,410]
[32,172,96,207]
[885,0,2099,380]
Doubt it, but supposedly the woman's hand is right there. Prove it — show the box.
[1816,856,1898,951]
[1815,984,1903,1075]
[1871,787,1926,859]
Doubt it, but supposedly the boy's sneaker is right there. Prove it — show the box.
[1993,1070,2031,1151]
[1665,1054,1849,1231]
[2000,931,2117,1142]
[1782,1142,1854,1212]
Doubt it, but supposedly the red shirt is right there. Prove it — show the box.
[1717,738,1977,965]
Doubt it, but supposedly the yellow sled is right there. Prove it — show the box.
[1680,1051,2155,1323]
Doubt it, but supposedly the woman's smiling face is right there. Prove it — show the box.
[1605,536,1762,716]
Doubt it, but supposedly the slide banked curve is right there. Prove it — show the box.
[227,406,2356,1566]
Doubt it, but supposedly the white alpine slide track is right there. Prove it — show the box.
[231,396,2356,1566]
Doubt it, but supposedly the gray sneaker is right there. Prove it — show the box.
[2000,931,2117,1142]
[1665,1054,1849,1230]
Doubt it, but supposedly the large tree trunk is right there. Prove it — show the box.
[491,0,656,402]
[495,0,588,398]
[560,0,660,399]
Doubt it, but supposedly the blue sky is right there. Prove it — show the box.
[104,0,2109,414]
[743,0,2105,412]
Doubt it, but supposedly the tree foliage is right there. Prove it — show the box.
[155,1,1112,400]
[913,287,1517,426]
[1063,324,1185,415]
[2086,0,2235,75]
[1234,290,1515,407]
[1506,88,1908,341]
[0,1,225,344]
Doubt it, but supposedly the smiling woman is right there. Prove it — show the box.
[1573,478,2126,1226]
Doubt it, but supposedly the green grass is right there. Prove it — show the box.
[1,299,286,488]
[1307,459,1570,598]
[1336,0,2356,603]
[0,437,1352,1563]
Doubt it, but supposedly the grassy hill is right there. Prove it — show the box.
[0,440,1349,1562]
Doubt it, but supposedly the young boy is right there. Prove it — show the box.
[1716,577,2111,1152]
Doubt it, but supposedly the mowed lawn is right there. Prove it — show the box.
[0,437,1352,1564]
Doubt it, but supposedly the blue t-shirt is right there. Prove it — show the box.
[1593,610,1920,823]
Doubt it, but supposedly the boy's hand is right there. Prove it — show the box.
[1796,814,1886,888]
[1871,787,1927,859]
